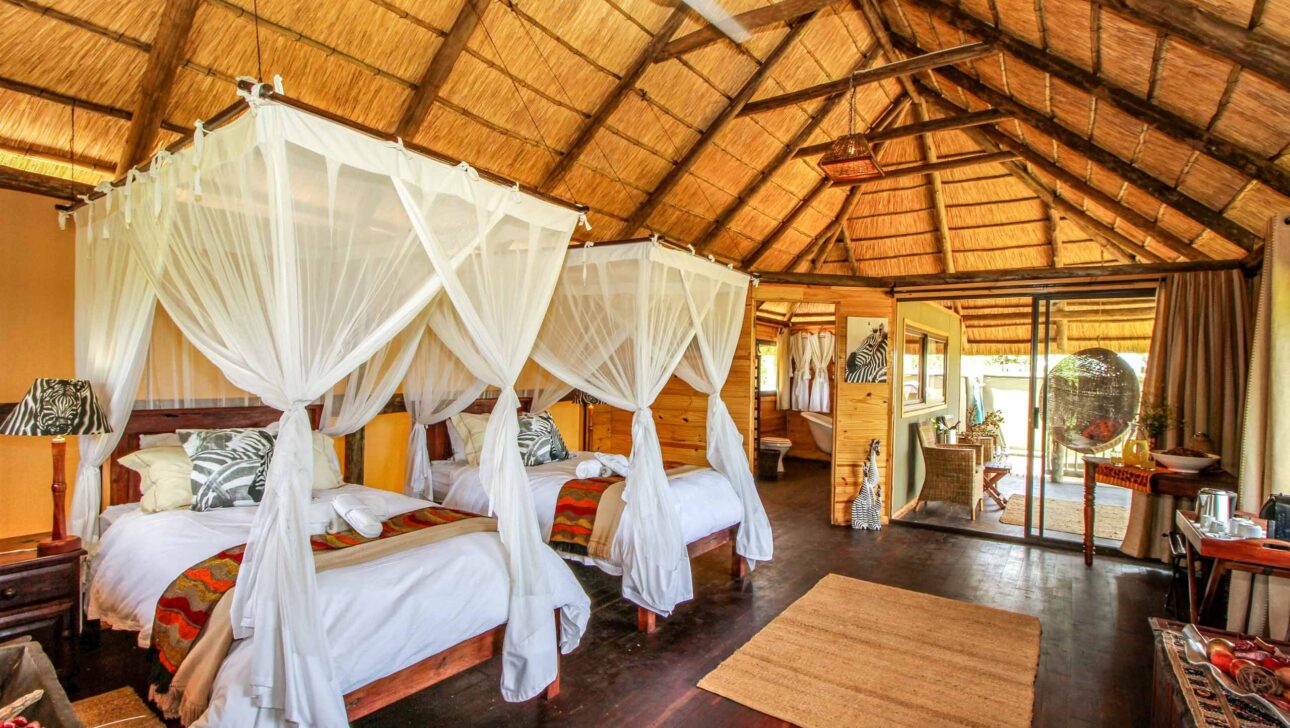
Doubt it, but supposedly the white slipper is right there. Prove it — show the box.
[332,494,383,538]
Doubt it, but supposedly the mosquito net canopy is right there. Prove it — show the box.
[71,87,585,725]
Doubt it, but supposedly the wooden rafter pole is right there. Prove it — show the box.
[0,75,189,135]
[841,224,859,275]
[116,0,199,174]
[898,0,1290,201]
[830,151,1017,186]
[0,164,95,201]
[754,256,1247,288]
[913,104,954,272]
[539,6,689,191]
[1090,0,1290,93]
[1049,207,1063,267]
[394,0,488,139]
[692,44,890,253]
[738,42,995,116]
[738,90,912,269]
[793,109,1010,157]
[920,87,1211,260]
[657,0,840,61]
[903,52,1262,251]
[619,12,817,237]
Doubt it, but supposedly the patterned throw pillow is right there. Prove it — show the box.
[178,428,276,511]
[516,412,572,467]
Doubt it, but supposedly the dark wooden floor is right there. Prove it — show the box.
[68,458,1173,727]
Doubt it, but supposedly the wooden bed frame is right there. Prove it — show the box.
[104,403,558,722]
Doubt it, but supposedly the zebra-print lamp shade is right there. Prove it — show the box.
[0,378,111,437]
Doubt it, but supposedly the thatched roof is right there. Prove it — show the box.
[952,295,1156,355]
[0,0,1285,278]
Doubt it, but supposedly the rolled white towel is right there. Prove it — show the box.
[593,452,631,478]
[575,459,610,479]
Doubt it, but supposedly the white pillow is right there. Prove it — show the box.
[449,412,489,465]
[117,446,194,513]
[311,431,344,491]
[139,432,181,449]
[445,420,466,462]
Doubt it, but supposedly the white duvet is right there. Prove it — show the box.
[88,485,590,727]
[436,452,744,567]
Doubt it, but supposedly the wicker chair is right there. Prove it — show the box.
[913,421,985,519]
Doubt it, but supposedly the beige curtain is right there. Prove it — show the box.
[1120,269,1251,560]
[1229,215,1290,638]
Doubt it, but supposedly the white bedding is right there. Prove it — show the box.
[436,452,743,563]
[88,484,590,727]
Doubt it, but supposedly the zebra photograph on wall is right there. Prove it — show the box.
[845,318,889,384]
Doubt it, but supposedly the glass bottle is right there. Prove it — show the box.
[1122,421,1151,468]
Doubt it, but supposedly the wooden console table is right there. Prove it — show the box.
[1081,457,1237,566]
[1174,509,1290,624]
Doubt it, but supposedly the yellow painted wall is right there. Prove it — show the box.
[0,189,79,539]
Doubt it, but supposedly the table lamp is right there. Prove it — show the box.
[0,378,111,556]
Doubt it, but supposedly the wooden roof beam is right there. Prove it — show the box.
[737,42,995,116]
[755,256,1246,288]
[912,104,954,272]
[656,0,840,61]
[830,150,1017,186]
[1049,207,1062,267]
[0,75,188,135]
[1090,0,1290,93]
[793,108,1011,157]
[0,164,94,201]
[395,0,487,140]
[116,0,199,174]
[540,6,689,191]
[692,44,892,254]
[920,87,1212,261]
[897,0,1290,201]
[619,12,817,237]
[902,53,1262,251]
[742,177,830,269]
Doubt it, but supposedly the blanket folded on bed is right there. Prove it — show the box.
[548,462,703,562]
[148,506,494,725]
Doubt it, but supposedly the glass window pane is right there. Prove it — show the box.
[926,336,946,405]
[757,342,778,393]
[903,331,923,403]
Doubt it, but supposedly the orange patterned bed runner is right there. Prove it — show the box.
[549,477,624,557]
[1094,462,1162,493]
[148,506,478,693]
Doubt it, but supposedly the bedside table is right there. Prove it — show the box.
[0,541,83,675]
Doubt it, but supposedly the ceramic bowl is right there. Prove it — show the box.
[1152,451,1220,473]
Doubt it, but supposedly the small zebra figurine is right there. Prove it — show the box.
[851,439,883,530]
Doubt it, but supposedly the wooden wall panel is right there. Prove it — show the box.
[759,394,787,437]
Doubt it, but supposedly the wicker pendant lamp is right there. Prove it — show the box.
[818,72,884,183]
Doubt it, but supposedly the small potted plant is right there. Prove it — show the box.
[1137,398,1183,448]
[933,415,960,445]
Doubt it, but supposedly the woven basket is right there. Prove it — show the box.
[819,134,883,182]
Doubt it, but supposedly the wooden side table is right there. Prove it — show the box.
[1174,510,1290,624]
[982,462,1010,509]
[0,543,83,676]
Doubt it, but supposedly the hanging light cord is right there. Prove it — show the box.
[509,1,635,214]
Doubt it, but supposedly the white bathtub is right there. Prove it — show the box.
[800,411,833,455]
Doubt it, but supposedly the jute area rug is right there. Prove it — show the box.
[72,687,164,728]
[1000,495,1129,540]
[697,574,1040,728]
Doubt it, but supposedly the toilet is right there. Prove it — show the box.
[759,436,792,474]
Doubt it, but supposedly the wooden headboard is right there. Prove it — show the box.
[105,395,554,506]
[108,404,322,506]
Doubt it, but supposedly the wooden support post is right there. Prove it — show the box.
[620,14,817,237]
[117,0,199,174]
[637,606,657,633]
[344,427,366,484]
[731,544,749,579]
[395,0,488,139]
[540,6,689,191]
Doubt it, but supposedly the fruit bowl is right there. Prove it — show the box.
[1152,450,1220,473]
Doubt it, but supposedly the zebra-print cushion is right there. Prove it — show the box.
[516,412,571,467]
[178,428,276,511]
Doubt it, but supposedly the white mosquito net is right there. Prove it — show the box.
[71,89,585,724]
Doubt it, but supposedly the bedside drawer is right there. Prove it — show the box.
[0,559,78,611]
